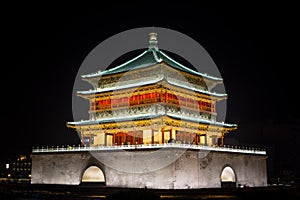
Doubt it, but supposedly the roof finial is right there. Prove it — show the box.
[148,32,158,50]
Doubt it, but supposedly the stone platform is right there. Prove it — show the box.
[31,144,267,189]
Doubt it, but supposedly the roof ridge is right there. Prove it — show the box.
[81,45,223,82]
[158,50,223,81]
[151,48,163,62]
[81,49,150,78]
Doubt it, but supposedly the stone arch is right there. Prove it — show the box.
[81,165,105,183]
[220,165,236,188]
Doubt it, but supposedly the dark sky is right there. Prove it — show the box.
[2,4,299,178]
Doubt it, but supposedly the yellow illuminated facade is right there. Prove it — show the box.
[67,33,237,147]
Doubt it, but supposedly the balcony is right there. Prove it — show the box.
[32,143,266,155]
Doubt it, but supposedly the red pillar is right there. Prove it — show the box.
[90,135,93,146]
[151,129,154,144]
[81,133,84,146]
[112,134,115,145]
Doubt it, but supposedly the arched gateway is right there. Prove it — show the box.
[82,166,105,183]
[220,166,236,188]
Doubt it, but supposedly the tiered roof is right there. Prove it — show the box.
[81,47,223,82]
[67,32,237,131]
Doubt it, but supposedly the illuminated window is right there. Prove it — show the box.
[20,155,26,161]
[5,164,9,169]
[154,131,162,144]
[143,130,152,144]
[164,131,170,143]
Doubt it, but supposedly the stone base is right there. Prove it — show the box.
[31,149,267,189]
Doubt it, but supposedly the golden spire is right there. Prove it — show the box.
[148,32,158,50]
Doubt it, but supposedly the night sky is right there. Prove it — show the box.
[2,5,299,180]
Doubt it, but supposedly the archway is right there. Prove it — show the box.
[220,166,236,188]
[82,166,105,184]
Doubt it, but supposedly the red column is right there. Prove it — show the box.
[90,135,93,145]
[165,91,168,103]
[81,133,84,146]
[196,134,199,145]
[112,134,115,145]
[151,129,154,144]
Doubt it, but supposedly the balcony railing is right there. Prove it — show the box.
[32,143,266,155]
